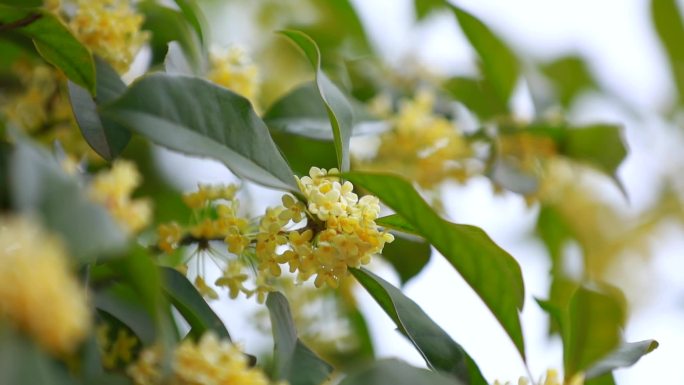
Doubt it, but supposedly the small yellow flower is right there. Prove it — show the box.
[215,261,249,299]
[0,216,90,355]
[194,276,219,300]
[157,222,183,253]
[207,45,260,105]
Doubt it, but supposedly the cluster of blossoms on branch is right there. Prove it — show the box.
[157,167,394,302]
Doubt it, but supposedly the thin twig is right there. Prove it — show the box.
[0,13,42,32]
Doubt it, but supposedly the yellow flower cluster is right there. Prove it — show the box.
[68,0,147,74]
[207,46,260,106]
[493,369,584,385]
[278,167,394,288]
[361,91,472,188]
[0,216,90,355]
[127,332,271,385]
[89,159,152,234]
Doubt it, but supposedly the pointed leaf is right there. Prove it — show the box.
[585,340,659,379]
[450,5,519,104]
[100,74,298,192]
[351,268,487,384]
[280,30,354,171]
[344,172,526,358]
[381,233,432,285]
[339,359,466,385]
[160,267,231,341]
[69,57,131,160]
[266,292,333,385]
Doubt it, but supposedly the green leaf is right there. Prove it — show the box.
[344,172,526,358]
[9,134,126,262]
[350,268,487,384]
[450,5,519,105]
[160,267,231,341]
[541,55,597,107]
[0,326,75,385]
[69,57,130,161]
[280,30,354,172]
[414,0,446,20]
[652,0,684,103]
[381,233,432,286]
[376,214,422,236]
[139,1,201,70]
[172,0,207,45]
[271,131,338,177]
[95,285,157,345]
[566,284,626,377]
[585,340,659,379]
[266,292,333,385]
[443,76,509,119]
[100,73,298,192]
[0,0,41,7]
[339,359,466,385]
[586,374,616,385]
[0,6,96,94]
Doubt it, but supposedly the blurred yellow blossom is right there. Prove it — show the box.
[68,0,148,74]
[0,216,90,355]
[127,332,271,385]
[494,369,584,385]
[207,45,260,106]
[89,159,152,234]
[97,324,139,369]
[359,90,472,188]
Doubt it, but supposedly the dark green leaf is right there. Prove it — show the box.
[280,30,354,172]
[139,1,201,70]
[266,292,333,385]
[443,76,508,119]
[652,0,684,103]
[0,6,96,93]
[450,5,519,105]
[376,214,422,236]
[100,73,298,192]
[160,267,231,341]
[585,340,659,379]
[271,131,338,177]
[95,286,157,345]
[541,55,597,107]
[381,233,431,285]
[566,284,626,377]
[173,0,206,45]
[0,0,41,7]
[9,134,126,262]
[69,57,130,161]
[339,359,465,385]
[344,172,526,358]
[350,268,487,384]
[0,326,75,385]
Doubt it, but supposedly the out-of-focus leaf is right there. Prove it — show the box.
[585,340,659,379]
[0,6,95,93]
[376,214,422,236]
[95,285,157,345]
[450,5,519,105]
[164,41,195,75]
[139,1,201,70]
[566,284,626,377]
[0,0,41,7]
[271,131,337,177]
[414,0,446,20]
[536,205,573,267]
[160,267,231,341]
[100,74,299,192]
[351,268,487,384]
[280,30,354,172]
[652,0,684,103]
[443,76,508,119]
[9,134,126,262]
[173,0,207,45]
[344,172,526,359]
[339,359,466,385]
[343,172,525,358]
[0,327,75,385]
[266,292,333,385]
[541,55,597,107]
[381,233,432,286]
[69,57,130,161]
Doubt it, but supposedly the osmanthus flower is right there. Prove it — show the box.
[67,0,148,74]
[207,45,260,106]
[0,216,90,355]
[494,369,584,385]
[127,332,274,385]
[358,90,473,189]
[89,159,152,234]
